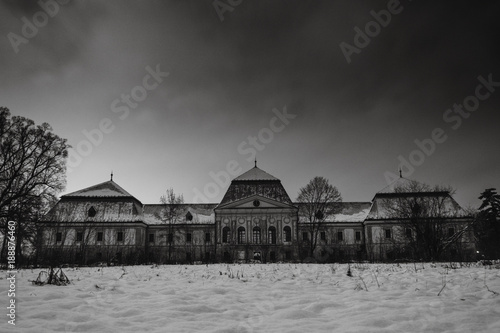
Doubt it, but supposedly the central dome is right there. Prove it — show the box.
[219,166,293,206]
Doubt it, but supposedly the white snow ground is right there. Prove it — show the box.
[2,263,500,333]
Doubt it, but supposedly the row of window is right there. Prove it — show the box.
[300,228,455,242]
[222,226,292,244]
[401,228,455,238]
[148,232,212,244]
[387,227,455,240]
[56,227,457,245]
[56,231,123,243]
[303,230,363,242]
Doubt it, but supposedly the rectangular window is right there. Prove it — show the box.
[385,229,392,239]
[117,231,123,242]
[168,233,173,243]
[337,231,343,241]
[406,228,412,238]
[284,227,291,242]
[76,232,83,242]
[355,231,361,241]
[205,232,211,243]
[205,252,210,262]
[238,229,246,244]
[320,231,326,241]
[448,228,455,237]
[186,233,192,243]
[268,228,276,244]
[149,233,155,243]
[97,232,103,242]
[253,229,261,244]
[302,232,308,241]
[56,232,62,242]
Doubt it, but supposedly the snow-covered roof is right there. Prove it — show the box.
[143,204,218,225]
[42,200,144,223]
[233,166,278,181]
[367,193,464,220]
[63,180,138,200]
[297,202,372,223]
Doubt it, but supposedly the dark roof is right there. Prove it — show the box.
[220,166,293,206]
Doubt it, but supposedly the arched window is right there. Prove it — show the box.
[186,212,193,221]
[253,227,261,244]
[222,227,230,243]
[237,227,246,244]
[268,226,276,244]
[88,206,97,217]
[284,226,291,242]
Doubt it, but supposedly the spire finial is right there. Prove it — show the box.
[111,170,113,181]
[254,158,257,168]
[399,168,402,178]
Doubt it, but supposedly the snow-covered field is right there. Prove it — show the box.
[2,263,500,333]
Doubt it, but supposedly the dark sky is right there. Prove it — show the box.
[1,0,499,207]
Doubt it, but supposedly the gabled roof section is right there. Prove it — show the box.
[233,166,278,181]
[218,194,296,210]
[220,166,293,206]
[42,200,144,223]
[367,177,465,220]
[63,180,140,203]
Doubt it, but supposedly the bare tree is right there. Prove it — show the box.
[381,180,468,261]
[38,202,102,266]
[296,176,342,258]
[0,107,69,265]
[155,188,184,263]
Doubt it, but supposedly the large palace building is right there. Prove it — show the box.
[38,165,476,264]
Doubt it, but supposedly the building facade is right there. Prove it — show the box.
[38,166,476,264]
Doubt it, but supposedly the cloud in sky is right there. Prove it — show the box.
[1,0,499,207]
